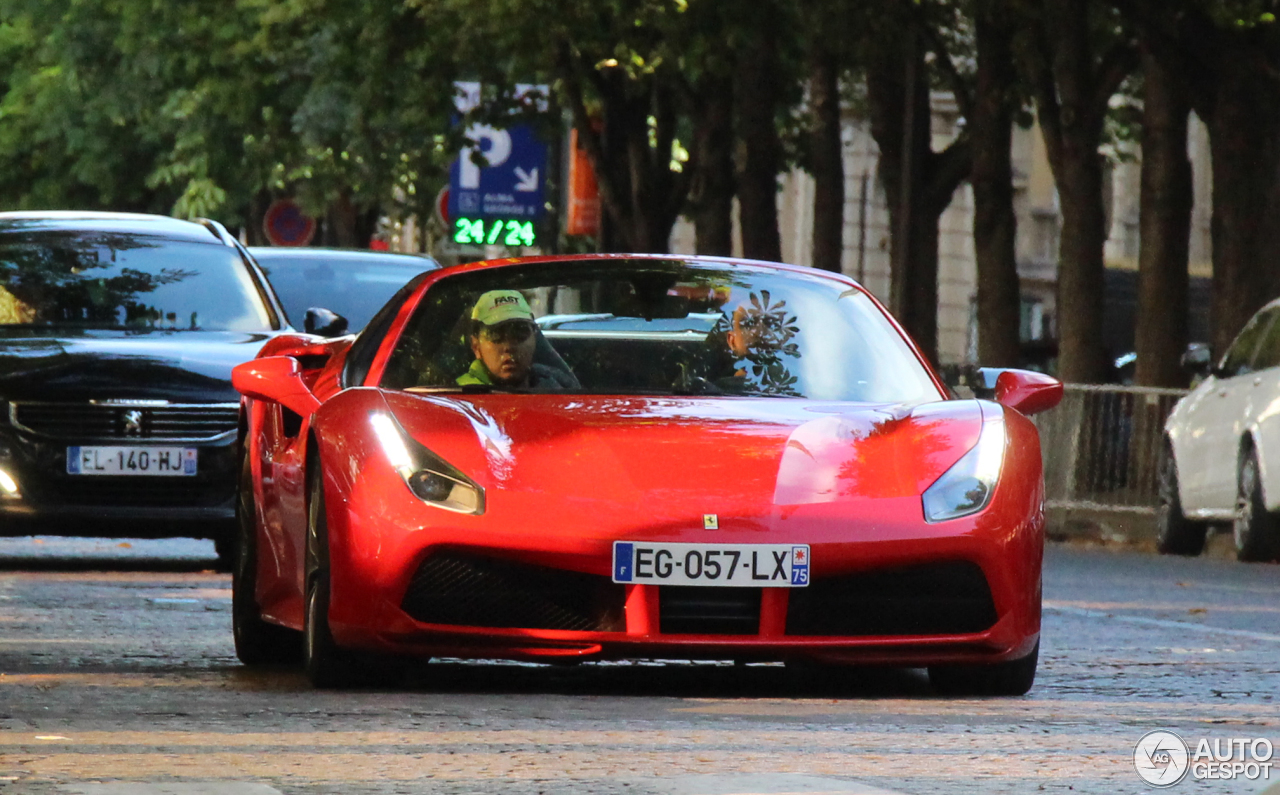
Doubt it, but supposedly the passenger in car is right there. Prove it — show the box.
[457,290,578,390]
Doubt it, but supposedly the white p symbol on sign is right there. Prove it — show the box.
[458,125,512,189]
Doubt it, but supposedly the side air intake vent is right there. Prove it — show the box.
[786,561,997,636]
[401,552,625,632]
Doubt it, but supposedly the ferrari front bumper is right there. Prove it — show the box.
[326,492,1043,668]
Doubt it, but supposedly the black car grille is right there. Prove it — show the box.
[400,552,626,632]
[10,403,239,441]
[33,478,233,508]
[785,561,998,637]
[660,587,762,635]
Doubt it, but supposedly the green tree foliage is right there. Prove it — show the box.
[0,0,458,237]
[0,1,176,212]
[252,0,460,235]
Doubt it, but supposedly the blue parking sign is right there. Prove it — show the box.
[449,123,547,222]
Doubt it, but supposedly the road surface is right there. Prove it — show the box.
[0,537,1276,795]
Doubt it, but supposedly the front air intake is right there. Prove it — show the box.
[400,552,625,632]
[659,586,762,635]
[786,561,997,636]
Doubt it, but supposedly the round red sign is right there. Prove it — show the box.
[435,186,450,227]
[262,199,317,247]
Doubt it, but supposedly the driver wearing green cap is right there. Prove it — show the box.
[457,290,577,390]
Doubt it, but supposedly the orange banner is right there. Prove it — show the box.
[565,127,601,237]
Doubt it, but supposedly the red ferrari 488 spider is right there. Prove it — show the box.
[232,254,1062,692]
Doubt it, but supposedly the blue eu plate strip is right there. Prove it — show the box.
[613,542,634,582]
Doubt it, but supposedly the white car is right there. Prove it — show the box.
[1160,303,1280,561]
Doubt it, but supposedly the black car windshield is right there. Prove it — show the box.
[0,231,275,332]
[380,259,942,403]
[253,251,436,331]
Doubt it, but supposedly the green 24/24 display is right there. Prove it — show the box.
[453,218,536,247]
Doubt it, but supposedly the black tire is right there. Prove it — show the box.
[1234,449,1280,562]
[1155,443,1208,556]
[232,455,301,665]
[212,526,235,573]
[303,462,357,688]
[928,641,1039,697]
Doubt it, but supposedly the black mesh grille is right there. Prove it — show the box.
[660,587,761,635]
[12,403,238,440]
[33,478,233,508]
[786,561,997,636]
[401,552,625,632]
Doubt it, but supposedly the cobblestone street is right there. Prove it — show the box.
[0,539,1277,795]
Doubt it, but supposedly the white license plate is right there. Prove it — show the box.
[66,446,197,476]
[612,542,809,587]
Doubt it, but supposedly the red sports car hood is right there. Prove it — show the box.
[382,392,983,511]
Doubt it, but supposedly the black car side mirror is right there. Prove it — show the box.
[1180,343,1212,379]
[939,364,998,399]
[304,307,349,338]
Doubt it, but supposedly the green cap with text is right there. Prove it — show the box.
[471,290,533,326]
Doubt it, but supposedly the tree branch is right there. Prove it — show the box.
[554,40,622,223]
[1090,39,1140,122]
[925,135,973,213]
[919,21,973,120]
[1023,21,1064,176]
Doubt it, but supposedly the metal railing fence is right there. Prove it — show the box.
[1032,383,1189,514]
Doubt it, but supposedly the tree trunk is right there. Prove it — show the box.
[809,49,844,273]
[970,0,1021,367]
[245,190,270,247]
[1054,149,1110,383]
[689,75,735,256]
[866,27,970,365]
[735,15,783,262]
[1205,62,1280,358]
[1118,2,1280,357]
[354,207,380,250]
[324,190,358,248]
[1030,0,1136,383]
[1133,48,1192,388]
[557,49,690,254]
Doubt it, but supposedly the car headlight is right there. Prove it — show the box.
[370,413,485,515]
[0,468,17,498]
[921,407,1005,523]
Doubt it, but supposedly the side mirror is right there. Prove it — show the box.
[304,307,349,338]
[232,356,320,417]
[992,369,1063,416]
[1180,343,1212,379]
[941,365,1062,414]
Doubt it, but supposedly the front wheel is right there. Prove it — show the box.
[1155,443,1207,556]
[302,462,357,688]
[1234,449,1280,562]
[928,641,1038,697]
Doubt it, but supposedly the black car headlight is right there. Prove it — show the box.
[371,413,485,515]
[921,409,1006,523]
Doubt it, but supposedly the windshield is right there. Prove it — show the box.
[255,252,435,331]
[380,259,942,403]
[0,231,275,332]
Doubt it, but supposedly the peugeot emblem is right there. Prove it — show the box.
[122,410,144,436]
